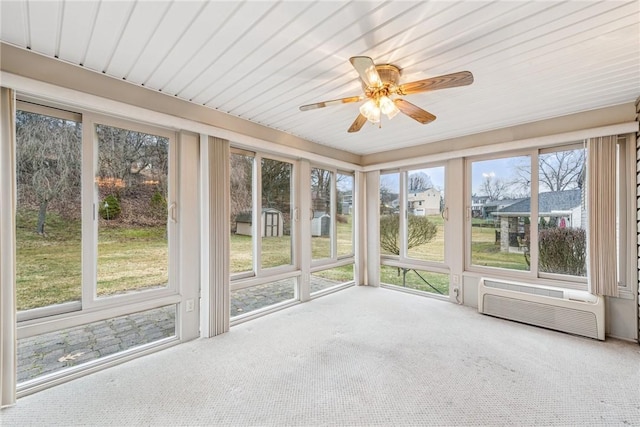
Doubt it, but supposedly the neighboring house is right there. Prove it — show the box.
[339,190,352,215]
[407,188,441,215]
[493,189,583,251]
[235,208,284,237]
[471,195,491,218]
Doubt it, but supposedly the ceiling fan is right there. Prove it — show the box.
[299,56,473,133]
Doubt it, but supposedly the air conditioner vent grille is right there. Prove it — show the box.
[483,294,599,339]
[483,280,565,299]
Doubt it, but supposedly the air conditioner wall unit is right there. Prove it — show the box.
[478,278,605,340]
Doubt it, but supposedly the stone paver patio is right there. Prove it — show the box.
[18,276,347,383]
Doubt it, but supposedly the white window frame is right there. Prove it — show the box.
[616,134,636,295]
[16,103,181,332]
[378,163,451,299]
[380,163,448,270]
[14,100,84,322]
[335,169,356,261]
[464,140,633,291]
[230,149,299,284]
[82,113,179,310]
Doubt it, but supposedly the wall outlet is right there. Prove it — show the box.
[185,299,195,312]
[452,274,460,284]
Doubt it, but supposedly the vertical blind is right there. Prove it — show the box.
[587,136,618,297]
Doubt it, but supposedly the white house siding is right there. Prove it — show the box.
[408,188,441,215]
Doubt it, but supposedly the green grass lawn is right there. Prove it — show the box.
[97,224,168,295]
[312,264,354,283]
[16,209,168,311]
[230,215,354,273]
[380,265,449,294]
[471,226,528,270]
[17,208,525,311]
[406,214,445,262]
[16,210,82,311]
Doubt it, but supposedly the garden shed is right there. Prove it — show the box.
[311,211,330,237]
[235,208,284,237]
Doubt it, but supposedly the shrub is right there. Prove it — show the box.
[380,214,437,255]
[99,194,121,220]
[336,214,348,224]
[150,191,167,219]
[538,227,586,276]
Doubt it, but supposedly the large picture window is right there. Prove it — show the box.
[466,140,630,289]
[15,103,180,388]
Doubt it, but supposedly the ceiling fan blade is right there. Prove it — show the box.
[394,99,436,124]
[398,71,473,95]
[349,56,382,88]
[348,114,368,133]
[299,95,363,111]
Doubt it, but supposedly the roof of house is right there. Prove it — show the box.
[483,198,523,209]
[497,189,582,215]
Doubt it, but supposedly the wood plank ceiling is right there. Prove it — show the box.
[1,0,638,156]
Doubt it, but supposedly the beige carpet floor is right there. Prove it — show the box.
[2,286,639,426]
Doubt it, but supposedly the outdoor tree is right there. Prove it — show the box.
[379,176,399,214]
[230,153,254,225]
[261,158,291,209]
[379,214,437,255]
[16,111,82,235]
[311,168,331,212]
[515,149,585,192]
[96,125,169,194]
[479,173,509,200]
[408,172,433,192]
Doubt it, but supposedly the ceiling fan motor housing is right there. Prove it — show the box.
[376,64,402,86]
[362,64,402,101]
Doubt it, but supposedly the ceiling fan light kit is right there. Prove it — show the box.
[300,56,474,133]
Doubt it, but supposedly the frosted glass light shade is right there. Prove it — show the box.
[379,96,400,119]
[359,99,380,123]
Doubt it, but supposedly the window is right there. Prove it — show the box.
[15,103,180,388]
[469,155,531,272]
[336,172,354,258]
[379,172,400,257]
[613,135,634,289]
[379,166,449,296]
[261,157,293,269]
[467,139,630,288]
[229,151,297,318]
[230,150,254,275]
[311,167,332,261]
[16,108,82,314]
[537,146,586,278]
[406,166,445,263]
[95,124,172,297]
[18,305,176,383]
[310,168,354,263]
[311,265,354,295]
[308,167,355,295]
